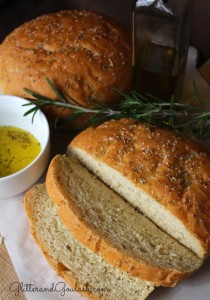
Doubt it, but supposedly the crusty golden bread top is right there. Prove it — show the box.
[70,118,210,254]
[0,10,132,128]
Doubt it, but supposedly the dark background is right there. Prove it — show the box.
[0,0,210,64]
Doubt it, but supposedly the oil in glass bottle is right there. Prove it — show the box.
[132,0,192,100]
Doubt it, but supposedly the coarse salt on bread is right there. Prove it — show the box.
[68,118,210,258]
[0,10,132,129]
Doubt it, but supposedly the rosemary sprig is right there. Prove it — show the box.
[22,78,210,140]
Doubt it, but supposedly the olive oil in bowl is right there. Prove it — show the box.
[0,126,42,178]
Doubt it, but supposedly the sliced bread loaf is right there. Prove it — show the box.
[24,184,154,300]
[68,118,210,258]
[46,154,203,287]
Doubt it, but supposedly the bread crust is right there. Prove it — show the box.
[69,119,210,256]
[46,155,196,287]
[24,184,154,300]
[0,10,132,129]
[24,187,96,300]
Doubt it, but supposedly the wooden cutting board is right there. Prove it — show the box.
[0,235,26,300]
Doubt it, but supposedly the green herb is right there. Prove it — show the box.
[22,78,210,139]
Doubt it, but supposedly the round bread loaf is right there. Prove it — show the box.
[0,10,132,129]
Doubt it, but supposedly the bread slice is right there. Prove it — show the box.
[24,184,154,300]
[46,154,203,287]
[68,118,210,258]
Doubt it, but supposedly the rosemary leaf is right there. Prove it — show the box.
[46,77,66,103]
[22,78,210,140]
[64,92,83,107]
[62,111,86,124]
[54,108,67,131]
[23,106,38,117]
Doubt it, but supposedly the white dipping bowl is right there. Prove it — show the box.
[0,95,50,198]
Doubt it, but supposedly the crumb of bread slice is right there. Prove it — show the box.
[46,154,203,287]
[24,184,154,300]
[68,119,210,258]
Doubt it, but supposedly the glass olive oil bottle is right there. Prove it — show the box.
[132,0,192,100]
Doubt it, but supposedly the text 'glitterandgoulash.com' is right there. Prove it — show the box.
[9,281,111,297]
